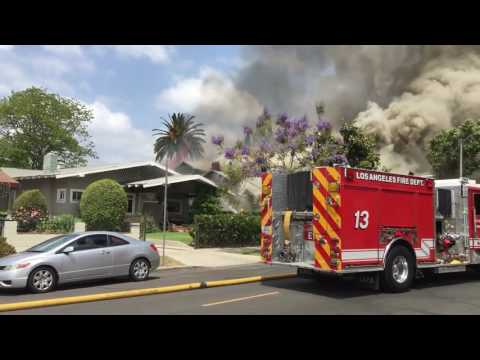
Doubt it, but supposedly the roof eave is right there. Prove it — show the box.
[55,161,179,179]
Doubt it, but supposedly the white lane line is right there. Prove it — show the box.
[201,291,280,307]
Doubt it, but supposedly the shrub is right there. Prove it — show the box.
[13,190,48,232]
[192,214,260,248]
[0,236,16,257]
[38,214,75,233]
[188,188,223,222]
[80,179,128,231]
[141,215,160,233]
[13,189,48,213]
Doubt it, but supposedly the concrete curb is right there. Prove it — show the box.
[0,273,297,313]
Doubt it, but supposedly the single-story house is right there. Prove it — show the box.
[1,153,218,226]
[0,170,18,213]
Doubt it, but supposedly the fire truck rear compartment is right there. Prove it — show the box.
[270,172,317,267]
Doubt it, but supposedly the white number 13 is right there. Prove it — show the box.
[354,210,369,229]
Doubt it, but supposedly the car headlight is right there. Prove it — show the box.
[4,263,31,270]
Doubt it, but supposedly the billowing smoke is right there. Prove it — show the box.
[190,45,480,174]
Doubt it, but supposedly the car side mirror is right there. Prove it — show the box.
[63,246,74,254]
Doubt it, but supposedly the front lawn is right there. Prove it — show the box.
[146,231,193,245]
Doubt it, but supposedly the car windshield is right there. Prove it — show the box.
[26,234,78,253]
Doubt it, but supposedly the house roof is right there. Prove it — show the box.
[0,168,46,179]
[127,174,218,189]
[1,161,179,180]
[174,161,205,175]
[203,169,228,178]
[0,169,18,187]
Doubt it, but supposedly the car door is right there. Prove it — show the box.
[60,234,113,281]
[108,235,134,276]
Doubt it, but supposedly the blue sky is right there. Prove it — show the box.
[0,45,247,165]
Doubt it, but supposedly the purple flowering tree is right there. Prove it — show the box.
[212,107,348,180]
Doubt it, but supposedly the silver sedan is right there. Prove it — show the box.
[0,231,160,293]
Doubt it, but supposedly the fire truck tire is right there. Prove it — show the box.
[381,245,415,293]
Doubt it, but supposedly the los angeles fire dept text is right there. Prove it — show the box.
[355,171,425,186]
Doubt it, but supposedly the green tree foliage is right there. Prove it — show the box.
[153,113,206,164]
[80,179,128,231]
[189,188,223,220]
[339,119,380,169]
[12,189,48,232]
[427,119,480,179]
[0,87,97,169]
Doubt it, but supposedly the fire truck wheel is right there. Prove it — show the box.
[381,245,415,293]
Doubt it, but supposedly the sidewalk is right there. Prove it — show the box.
[153,240,262,268]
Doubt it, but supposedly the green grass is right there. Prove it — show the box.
[146,231,193,245]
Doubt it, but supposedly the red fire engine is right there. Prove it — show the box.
[260,166,480,292]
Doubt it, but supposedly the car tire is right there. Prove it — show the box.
[381,245,415,293]
[27,266,57,293]
[129,258,150,282]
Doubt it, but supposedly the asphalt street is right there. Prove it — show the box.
[3,264,480,314]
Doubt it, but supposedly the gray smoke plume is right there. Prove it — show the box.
[191,45,480,174]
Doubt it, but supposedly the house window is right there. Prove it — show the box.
[70,189,84,203]
[56,189,67,203]
[127,194,135,215]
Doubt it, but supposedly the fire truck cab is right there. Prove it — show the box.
[260,166,480,292]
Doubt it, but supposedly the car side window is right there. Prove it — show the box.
[72,235,108,252]
[109,235,129,247]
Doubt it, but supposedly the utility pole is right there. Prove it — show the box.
[460,138,463,179]
[162,160,168,266]
[459,137,469,256]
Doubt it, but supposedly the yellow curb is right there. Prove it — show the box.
[0,273,296,313]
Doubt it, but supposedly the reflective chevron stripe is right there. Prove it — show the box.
[312,167,342,271]
[260,172,273,262]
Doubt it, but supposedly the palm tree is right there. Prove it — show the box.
[153,113,206,264]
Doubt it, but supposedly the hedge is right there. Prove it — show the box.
[192,214,260,248]
[80,179,128,231]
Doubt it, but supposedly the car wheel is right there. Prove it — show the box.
[27,266,57,293]
[130,258,150,282]
[381,245,415,293]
